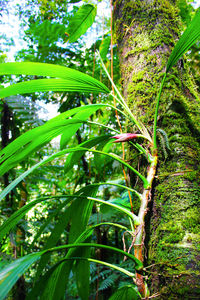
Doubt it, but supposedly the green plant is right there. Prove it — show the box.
[0,5,200,300]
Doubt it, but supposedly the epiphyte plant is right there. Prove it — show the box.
[0,5,200,300]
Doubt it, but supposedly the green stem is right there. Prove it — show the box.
[86,148,149,188]
[90,182,142,200]
[98,52,146,133]
[153,72,167,149]
[65,257,136,279]
[85,120,120,134]
[105,103,133,121]
[86,196,140,224]
[44,242,143,270]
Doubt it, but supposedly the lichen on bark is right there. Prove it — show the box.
[114,0,200,298]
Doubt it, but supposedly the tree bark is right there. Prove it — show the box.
[114,0,200,298]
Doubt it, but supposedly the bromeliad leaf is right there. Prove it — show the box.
[66,4,97,43]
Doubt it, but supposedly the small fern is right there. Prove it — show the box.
[98,273,118,291]
[156,128,171,159]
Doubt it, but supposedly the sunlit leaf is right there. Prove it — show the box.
[0,78,107,98]
[100,35,111,61]
[0,253,41,300]
[66,4,97,42]
[0,62,109,95]
[166,8,200,72]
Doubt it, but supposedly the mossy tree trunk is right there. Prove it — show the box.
[114,0,200,298]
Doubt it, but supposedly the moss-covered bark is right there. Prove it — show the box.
[114,0,200,298]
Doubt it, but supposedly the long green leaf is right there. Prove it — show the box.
[0,62,109,94]
[39,261,72,300]
[66,4,97,43]
[34,204,72,281]
[33,222,127,300]
[52,257,136,279]
[75,250,91,300]
[29,199,70,248]
[35,185,98,280]
[0,147,147,204]
[0,78,108,98]
[154,9,200,149]
[0,195,71,243]
[0,243,142,300]
[42,243,143,269]
[0,253,41,300]
[0,104,107,177]
[166,9,200,72]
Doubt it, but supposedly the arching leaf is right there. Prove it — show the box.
[0,147,147,204]
[0,244,142,300]
[0,196,70,243]
[166,8,200,72]
[0,62,109,97]
[0,104,107,177]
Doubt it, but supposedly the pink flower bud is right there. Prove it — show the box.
[112,133,139,143]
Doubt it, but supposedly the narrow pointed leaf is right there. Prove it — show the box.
[51,185,98,299]
[0,62,109,94]
[0,147,146,204]
[0,104,106,177]
[0,243,142,299]
[0,196,70,243]
[66,4,97,42]
[100,35,111,61]
[166,9,200,72]
[35,185,98,282]
[75,250,90,300]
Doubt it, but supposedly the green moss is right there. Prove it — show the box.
[160,222,184,243]
[182,207,200,234]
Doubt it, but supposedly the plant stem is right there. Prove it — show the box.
[133,151,158,297]
[153,72,167,149]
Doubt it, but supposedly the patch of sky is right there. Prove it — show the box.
[1,0,110,122]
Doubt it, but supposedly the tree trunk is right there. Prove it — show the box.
[114,0,200,298]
